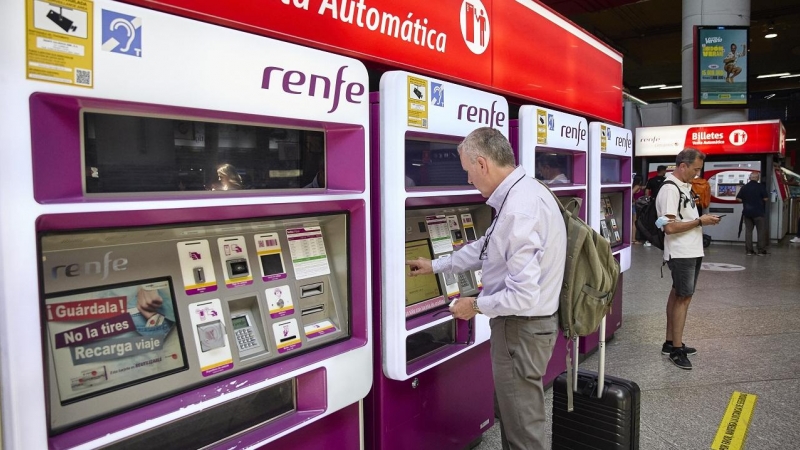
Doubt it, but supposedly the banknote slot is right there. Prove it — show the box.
[299,282,324,298]
[301,305,325,316]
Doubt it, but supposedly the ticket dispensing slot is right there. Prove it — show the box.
[296,278,339,340]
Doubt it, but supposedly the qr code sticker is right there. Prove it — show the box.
[75,69,92,86]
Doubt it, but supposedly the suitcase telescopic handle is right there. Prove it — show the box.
[597,316,606,399]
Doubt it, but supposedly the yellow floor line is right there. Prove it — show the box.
[711,391,757,450]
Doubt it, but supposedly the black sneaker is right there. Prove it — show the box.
[661,342,697,356]
[669,348,692,370]
[746,252,755,256]
[758,251,769,256]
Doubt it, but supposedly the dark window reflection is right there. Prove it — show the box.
[405,139,468,187]
[535,152,573,185]
[83,113,325,194]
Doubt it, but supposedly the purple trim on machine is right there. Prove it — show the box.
[29,93,366,203]
[186,285,218,296]
[46,200,368,449]
[257,403,360,450]
[263,273,288,282]
[202,362,234,378]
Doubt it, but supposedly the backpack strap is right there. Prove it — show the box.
[660,180,686,220]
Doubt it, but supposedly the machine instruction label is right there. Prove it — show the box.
[407,75,429,128]
[26,0,93,87]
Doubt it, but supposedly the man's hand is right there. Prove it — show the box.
[450,296,478,320]
[699,214,721,226]
[406,257,433,276]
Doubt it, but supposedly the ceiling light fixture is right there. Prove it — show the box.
[639,84,666,89]
[756,73,790,78]
[779,74,800,78]
[659,85,682,89]
[765,33,777,39]
[764,94,776,99]
[786,138,797,142]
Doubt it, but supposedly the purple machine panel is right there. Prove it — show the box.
[365,93,494,449]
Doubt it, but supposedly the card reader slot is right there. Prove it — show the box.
[300,282,324,298]
[301,305,325,316]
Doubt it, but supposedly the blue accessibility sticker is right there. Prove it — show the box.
[101,10,142,57]
[431,82,445,107]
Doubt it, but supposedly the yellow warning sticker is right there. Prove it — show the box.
[26,0,93,88]
[600,124,608,152]
[536,108,547,145]
[407,76,428,128]
[711,391,757,450]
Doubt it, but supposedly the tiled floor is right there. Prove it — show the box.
[476,237,800,449]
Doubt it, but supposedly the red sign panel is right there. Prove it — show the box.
[683,122,784,156]
[122,0,622,123]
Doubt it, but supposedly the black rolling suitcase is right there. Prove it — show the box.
[552,317,641,449]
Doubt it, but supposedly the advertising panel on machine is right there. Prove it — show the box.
[46,277,187,403]
[695,26,749,108]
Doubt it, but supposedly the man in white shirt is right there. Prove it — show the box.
[656,148,721,370]
[407,127,566,450]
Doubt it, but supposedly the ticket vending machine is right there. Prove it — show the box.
[1,3,371,448]
[366,71,507,449]
[704,161,761,242]
[585,122,633,354]
[512,105,588,386]
[636,120,786,243]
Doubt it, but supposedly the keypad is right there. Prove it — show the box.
[235,328,259,350]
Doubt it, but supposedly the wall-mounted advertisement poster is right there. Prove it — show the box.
[45,278,188,403]
[695,26,749,108]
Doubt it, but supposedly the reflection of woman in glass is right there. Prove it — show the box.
[215,164,244,190]
[723,43,746,83]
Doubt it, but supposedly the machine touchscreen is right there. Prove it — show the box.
[44,277,188,404]
[404,239,443,307]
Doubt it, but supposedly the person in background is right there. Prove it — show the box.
[645,165,667,198]
[406,127,566,450]
[736,172,769,256]
[656,148,721,370]
[792,219,800,244]
[214,164,244,190]
[632,174,645,244]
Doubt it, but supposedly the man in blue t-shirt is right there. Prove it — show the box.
[736,172,769,256]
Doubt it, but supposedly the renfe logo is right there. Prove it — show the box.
[460,0,489,55]
[457,100,505,128]
[615,135,632,152]
[261,65,366,113]
[51,252,128,280]
[559,121,586,146]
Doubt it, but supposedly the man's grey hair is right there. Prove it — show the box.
[458,127,516,168]
[675,148,706,167]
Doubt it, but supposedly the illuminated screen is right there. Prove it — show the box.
[44,277,188,404]
[717,184,738,196]
[405,240,443,307]
[695,26,749,108]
